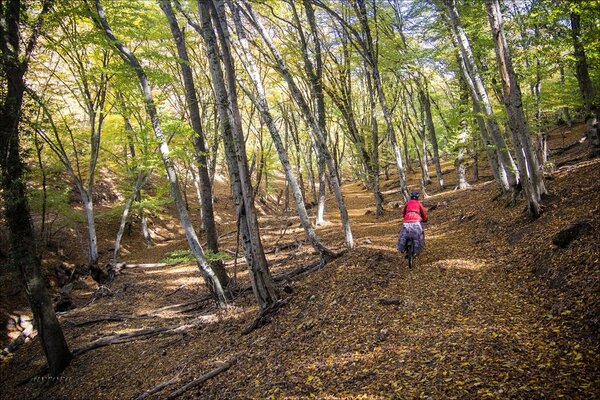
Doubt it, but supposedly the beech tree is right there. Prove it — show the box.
[159,0,229,287]
[93,0,228,304]
[239,0,354,249]
[486,0,546,218]
[443,0,519,195]
[227,1,336,262]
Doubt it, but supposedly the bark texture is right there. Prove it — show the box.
[94,0,227,304]
[0,0,72,375]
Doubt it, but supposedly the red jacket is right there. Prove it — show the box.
[402,199,427,223]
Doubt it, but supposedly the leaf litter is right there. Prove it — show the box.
[0,124,598,399]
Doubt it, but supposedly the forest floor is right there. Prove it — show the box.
[1,122,599,399]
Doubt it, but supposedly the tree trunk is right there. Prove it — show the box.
[352,0,410,200]
[455,125,470,189]
[291,0,328,225]
[95,0,227,304]
[570,11,594,111]
[559,65,573,127]
[486,0,545,217]
[419,87,444,189]
[473,98,504,186]
[0,0,72,375]
[197,0,277,309]
[286,110,308,202]
[445,0,518,193]
[241,0,354,248]
[160,0,228,286]
[229,2,335,261]
[113,171,149,263]
[365,68,384,215]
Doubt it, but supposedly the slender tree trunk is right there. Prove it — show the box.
[559,65,573,127]
[160,0,229,285]
[419,87,444,189]
[570,11,594,111]
[445,0,518,193]
[95,0,226,304]
[230,3,335,261]
[455,123,470,189]
[190,167,204,229]
[79,189,102,279]
[122,112,154,247]
[352,0,409,200]
[399,118,414,173]
[473,98,504,186]
[241,0,354,248]
[140,208,154,248]
[200,0,277,309]
[0,0,72,375]
[287,110,307,202]
[290,0,328,225]
[113,171,149,263]
[365,68,384,215]
[486,0,545,217]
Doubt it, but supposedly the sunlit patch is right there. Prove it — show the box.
[2,313,36,362]
[166,276,204,288]
[431,259,485,271]
[422,232,448,240]
[142,265,195,275]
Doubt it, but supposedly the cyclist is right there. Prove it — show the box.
[396,191,428,257]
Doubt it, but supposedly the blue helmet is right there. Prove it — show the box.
[410,191,419,199]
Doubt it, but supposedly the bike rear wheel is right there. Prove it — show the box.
[406,240,415,269]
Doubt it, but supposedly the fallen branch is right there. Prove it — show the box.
[70,316,133,327]
[120,263,171,270]
[165,359,236,400]
[72,313,213,357]
[72,327,170,356]
[136,379,178,400]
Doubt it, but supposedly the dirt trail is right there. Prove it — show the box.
[1,128,599,399]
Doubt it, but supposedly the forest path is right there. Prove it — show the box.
[263,175,595,399]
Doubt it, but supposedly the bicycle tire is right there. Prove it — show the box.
[407,240,415,269]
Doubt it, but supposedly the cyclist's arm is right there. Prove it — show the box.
[420,203,428,222]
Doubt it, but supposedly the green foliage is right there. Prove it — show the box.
[161,248,195,265]
[160,248,231,265]
[28,186,85,223]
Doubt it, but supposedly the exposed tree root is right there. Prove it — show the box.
[241,299,288,335]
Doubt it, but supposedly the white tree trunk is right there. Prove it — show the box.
[95,0,226,304]
[241,0,354,248]
[113,171,149,263]
[446,0,518,192]
[486,0,546,217]
[230,3,335,261]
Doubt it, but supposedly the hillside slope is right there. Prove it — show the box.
[0,123,598,399]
